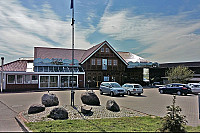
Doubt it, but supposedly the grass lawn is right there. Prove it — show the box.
[25,116,200,132]
[25,116,162,132]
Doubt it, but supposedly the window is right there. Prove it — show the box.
[32,75,38,84]
[44,66,48,72]
[17,75,23,84]
[108,60,112,66]
[40,76,49,87]
[38,66,43,72]
[113,60,118,66]
[104,76,109,81]
[8,75,15,84]
[97,59,101,65]
[50,76,58,87]
[91,59,95,65]
[48,66,53,72]
[101,48,104,52]
[106,48,109,53]
[24,75,31,84]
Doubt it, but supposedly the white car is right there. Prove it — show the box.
[188,83,200,94]
[99,82,126,97]
[122,83,143,95]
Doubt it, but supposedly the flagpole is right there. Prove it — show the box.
[71,0,75,106]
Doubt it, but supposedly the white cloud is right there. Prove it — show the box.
[0,0,93,63]
[98,8,200,63]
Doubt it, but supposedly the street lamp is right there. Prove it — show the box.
[1,57,4,93]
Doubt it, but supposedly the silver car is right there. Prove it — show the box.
[188,83,200,94]
[99,82,126,97]
[122,83,143,95]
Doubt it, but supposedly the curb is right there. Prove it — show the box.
[15,116,30,132]
[16,112,31,132]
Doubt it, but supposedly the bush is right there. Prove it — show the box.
[159,95,187,132]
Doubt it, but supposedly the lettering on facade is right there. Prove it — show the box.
[51,58,63,65]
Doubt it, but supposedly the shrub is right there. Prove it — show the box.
[159,95,187,132]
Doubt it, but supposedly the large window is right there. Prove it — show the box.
[40,76,49,88]
[50,76,58,87]
[7,75,15,84]
[17,75,23,84]
[24,75,31,84]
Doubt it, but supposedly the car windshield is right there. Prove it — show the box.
[110,83,121,88]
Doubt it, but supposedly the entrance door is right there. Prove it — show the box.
[102,59,107,70]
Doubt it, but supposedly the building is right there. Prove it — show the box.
[149,61,200,84]
[0,41,157,91]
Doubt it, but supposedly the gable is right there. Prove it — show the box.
[80,41,128,65]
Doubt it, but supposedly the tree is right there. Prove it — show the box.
[166,65,194,83]
[159,95,187,132]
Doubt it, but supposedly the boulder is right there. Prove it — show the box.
[81,105,92,114]
[48,107,68,120]
[81,91,100,105]
[41,93,59,107]
[28,104,45,114]
[106,100,120,112]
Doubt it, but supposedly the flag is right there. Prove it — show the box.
[70,0,73,9]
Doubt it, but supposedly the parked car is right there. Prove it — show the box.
[99,82,126,96]
[158,83,192,95]
[187,83,200,94]
[151,82,165,88]
[122,83,143,95]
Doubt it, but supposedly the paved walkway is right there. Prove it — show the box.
[0,88,200,132]
[0,101,28,132]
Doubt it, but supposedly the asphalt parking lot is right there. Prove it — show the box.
[0,87,200,127]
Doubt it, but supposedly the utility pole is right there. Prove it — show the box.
[70,0,75,106]
[1,57,4,93]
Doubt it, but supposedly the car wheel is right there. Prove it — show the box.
[100,90,103,95]
[127,91,131,96]
[177,91,182,96]
[138,93,141,96]
[121,94,124,97]
[110,91,114,97]
[160,90,164,94]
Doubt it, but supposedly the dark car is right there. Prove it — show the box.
[158,83,192,96]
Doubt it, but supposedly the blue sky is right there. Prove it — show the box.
[1,0,200,64]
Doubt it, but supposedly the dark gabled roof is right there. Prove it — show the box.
[79,41,104,63]
[80,41,128,65]
[0,60,31,72]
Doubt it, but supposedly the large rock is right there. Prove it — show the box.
[48,107,68,120]
[41,93,59,107]
[81,105,92,114]
[81,91,100,105]
[28,104,45,114]
[106,100,120,112]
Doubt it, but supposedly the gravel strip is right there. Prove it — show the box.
[22,105,148,123]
